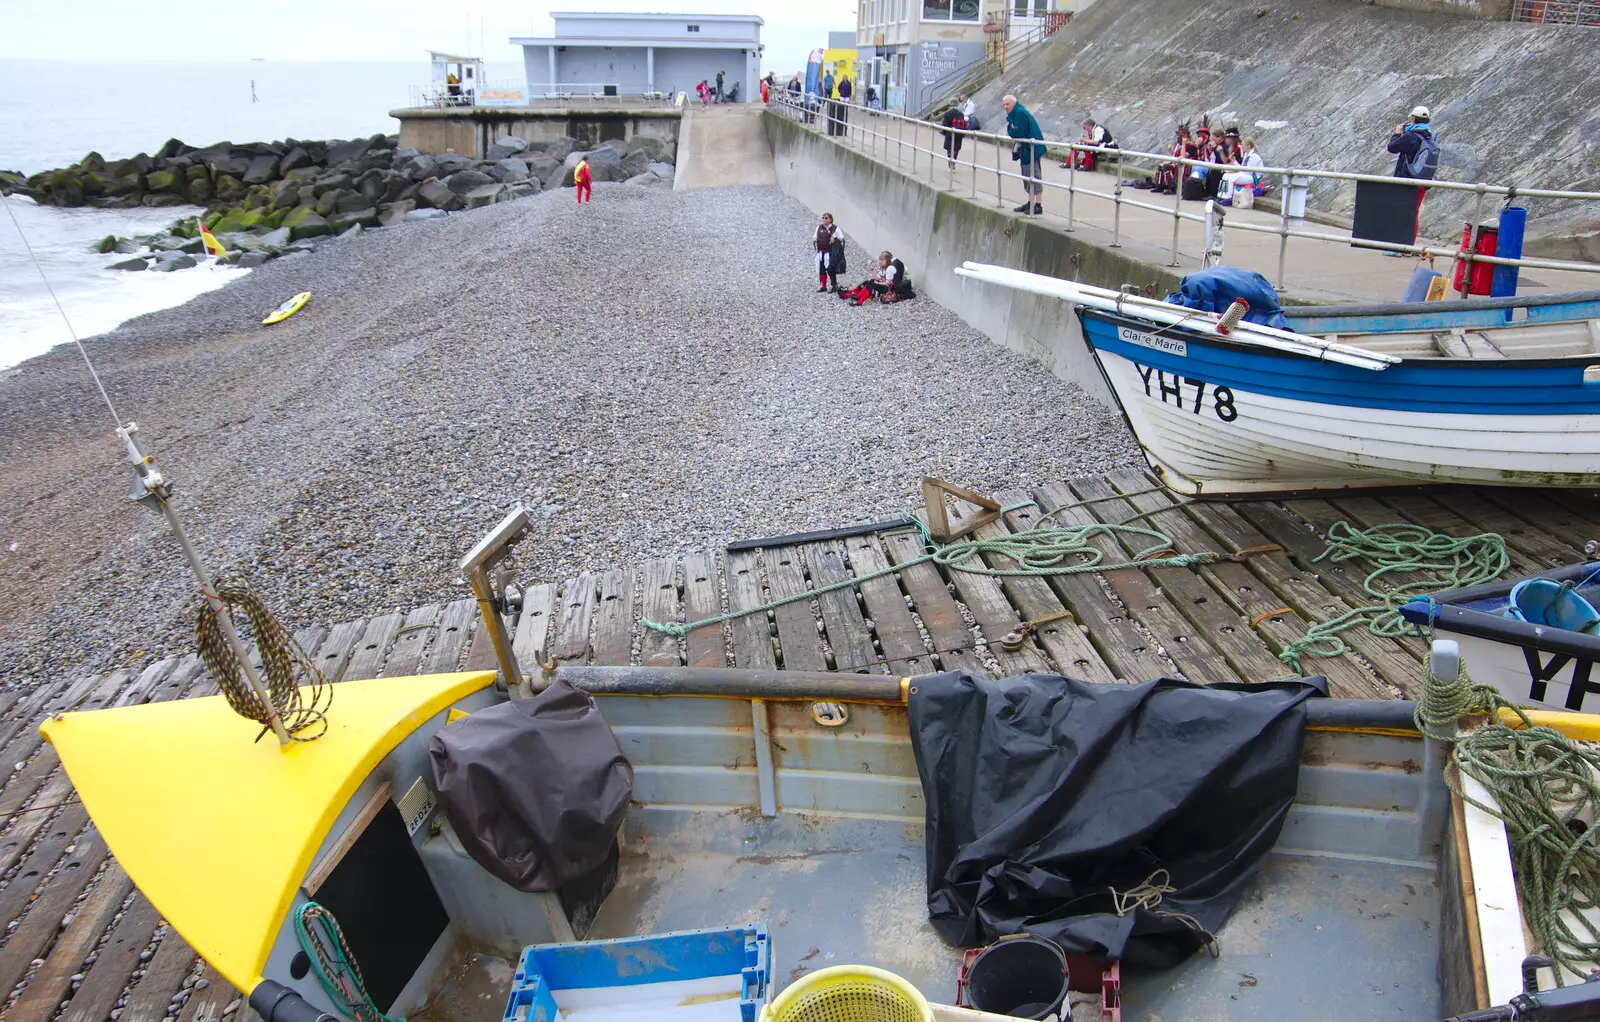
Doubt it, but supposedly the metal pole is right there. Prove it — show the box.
[1276,169,1291,289]
[995,136,1004,207]
[466,569,524,697]
[1458,186,1488,299]
[970,130,977,199]
[897,111,904,167]
[1169,163,1183,266]
[1065,144,1076,231]
[159,497,293,746]
[1110,150,1123,247]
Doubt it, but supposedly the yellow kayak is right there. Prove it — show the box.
[262,291,311,325]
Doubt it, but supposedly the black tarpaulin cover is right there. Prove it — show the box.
[909,671,1324,967]
[428,678,633,892]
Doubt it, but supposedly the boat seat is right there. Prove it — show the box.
[1431,329,1507,358]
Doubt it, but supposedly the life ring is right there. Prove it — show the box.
[262,292,311,325]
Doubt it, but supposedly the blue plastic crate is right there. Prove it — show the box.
[502,923,771,1022]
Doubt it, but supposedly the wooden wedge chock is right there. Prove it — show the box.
[921,476,1004,543]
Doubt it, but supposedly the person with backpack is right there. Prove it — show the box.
[715,70,726,102]
[840,251,915,305]
[941,103,968,166]
[812,212,845,292]
[1387,104,1439,245]
[1065,118,1115,171]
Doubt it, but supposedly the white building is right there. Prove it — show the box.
[512,13,764,102]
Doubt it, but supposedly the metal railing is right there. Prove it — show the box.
[404,81,677,109]
[915,10,1071,117]
[1512,0,1600,23]
[770,90,1600,295]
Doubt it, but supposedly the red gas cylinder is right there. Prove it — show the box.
[1450,222,1500,296]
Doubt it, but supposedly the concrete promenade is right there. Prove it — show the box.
[799,104,1598,305]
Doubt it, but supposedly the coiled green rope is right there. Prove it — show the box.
[640,501,1220,639]
[1277,521,1509,673]
[293,902,404,1022]
[1417,664,1600,983]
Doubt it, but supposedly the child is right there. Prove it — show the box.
[574,157,592,204]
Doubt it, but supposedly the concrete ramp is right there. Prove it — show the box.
[674,104,777,190]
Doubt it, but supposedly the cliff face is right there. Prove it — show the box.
[972,0,1600,253]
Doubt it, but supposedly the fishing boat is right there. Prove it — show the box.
[33,502,1600,1022]
[1400,561,1600,713]
[955,263,1600,497]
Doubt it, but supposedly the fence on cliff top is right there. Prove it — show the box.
[770,90,1600,297]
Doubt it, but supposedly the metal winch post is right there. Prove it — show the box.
[460,507,534,697]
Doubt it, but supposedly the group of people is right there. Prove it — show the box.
[1151,118,1266,205]
[694,70,733,107]
[809,213,915,305]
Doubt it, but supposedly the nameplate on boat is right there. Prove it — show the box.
[397,776,437,836]
[1117,326,1187,358]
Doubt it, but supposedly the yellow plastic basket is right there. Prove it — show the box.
[760,965,933,1022]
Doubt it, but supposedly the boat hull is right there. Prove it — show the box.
[1081,309,1600,496]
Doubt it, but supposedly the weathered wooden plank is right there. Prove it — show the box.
[681,550,727,669]
[638,557,683,668]
[804,541,880,673]
[1420,489,1588,569]
[0,772,75,878]
[0,802,90,928]
[1487,485,1600,531]
[1335,493,1544,577]
[10,863,133,1022]
[978,496,1119,683]
[175,961,236,1022]
[554,573,600,664]
[0,679,72,755]
[58,889,162,1022]
[1055,479,1236,684]
[0,748,60,821]
[509,585,556,672]
[420,599,479,674]
[114,658,178,708]
[591,568,636,667]
[342,611,405,681]
[117,925,199,1022]
[311,618,368,683]
[154,655,208,702]
[724,549,776,670]
[882,528,987,675]
[1103,471,1392,698]
[846,533,940,675]
[0,828,108,999]
[382,604,443,678]
[766,547,828,672]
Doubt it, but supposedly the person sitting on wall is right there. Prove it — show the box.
[1218,137,1266,204]
[841,252,916,305]
[1154,122,1194,195]
[1205,128,1242,200]
[1064,119,1115,171]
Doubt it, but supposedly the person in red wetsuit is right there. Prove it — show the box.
[574,157,592,204]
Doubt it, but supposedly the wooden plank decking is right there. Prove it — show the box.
[0,467,1594,1020]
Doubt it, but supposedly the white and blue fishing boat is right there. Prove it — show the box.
[956,264,1600,497]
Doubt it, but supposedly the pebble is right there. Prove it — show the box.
[0,185,1138,684]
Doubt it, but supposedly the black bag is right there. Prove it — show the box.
[1182,175,1208,200]
[829,239,847,275]
[429,679,634,892]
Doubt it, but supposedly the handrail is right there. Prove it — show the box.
[915,10,1071,117]
[768,89,1600,293]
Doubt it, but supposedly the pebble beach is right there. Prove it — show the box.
[0,183,1139,686]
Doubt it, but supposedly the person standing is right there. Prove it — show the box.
[715,70,726,102]
[574,157,592,204]
[1387,104,1439,245]
[960,94,978,131]
[812,212,845,292]
[837,75,852,103]
[1003,94,1046,215]
[941,102,968,165]
[822,68,836,100]
[761,77,770,104]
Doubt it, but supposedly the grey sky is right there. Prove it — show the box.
[2,0,855,76]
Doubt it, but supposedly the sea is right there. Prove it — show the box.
[0,59,522,370]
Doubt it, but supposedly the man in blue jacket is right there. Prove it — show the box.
[1386,104,1439,245]
[1003,94,1047,215]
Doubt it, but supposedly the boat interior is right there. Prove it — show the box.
[45,666,1485,1022]
[1327,316,1600,360]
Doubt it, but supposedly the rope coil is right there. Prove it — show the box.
[1110,868,1221,957]
[195,571,331,741]
[1417,664,1600,983]
[293,902,403,1022]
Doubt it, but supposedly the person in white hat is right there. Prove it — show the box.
[1385,104,1440,246]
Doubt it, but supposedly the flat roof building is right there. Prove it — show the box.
[512,13,765,102]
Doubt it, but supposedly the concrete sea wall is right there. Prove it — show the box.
[969,0,1600,256]
[395,107,681,160]
[764,111,1187,406]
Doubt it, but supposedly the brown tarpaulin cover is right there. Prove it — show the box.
[428,679,633,892]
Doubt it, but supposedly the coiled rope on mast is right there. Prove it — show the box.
[196,571,331,742]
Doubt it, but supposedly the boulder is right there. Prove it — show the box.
[620,150,651,178]
[402,154,438,181]
[212,208,265,233]
[434,153,474,174]
[243,184,271,209]
[487,134,531,160]
[506,179,539,197]
[213,173,245,203]
[108,256,149,271]
[281,207,332,240]
[392,147,421,160]
[378,199,416,226]
[105,173,144,198]
[279,147,311,174]
[78,171,108,197]
[589,160,630,184]
[445,169,494,195]
[46,171,84,206]
[543,137,579,163]
[243,154,280,185]
[113,237,142,254]
[284,166,320,183]
[93,234,116,253]
[237,250,271,268]
[187,177,214,203]
[416,179,461,211]
[155,138,186,159]
[488,158,529,182]
[312,173,353,197]
[79,151,106,172]
[176,236,205,254]
[463,182,509,208]
[405,207,450,221]
[127,153,154,175]
[268,180,301,208]
[205,153,252,177]
[625,172,664,186]
[380,172,411,203]
[142,193,186,207]
[527,156,560,181]
[257,226,292,251]
[151,253,197,272]
[551,165,576,189]
[325,138,371,167]
[623,135,666,160]
[328,207,380,231]
[144,169,184,195]
[370,132,396,150]
[648,161,676,180]
[338,223,364,239]
[314,190,344,216]
[598,137,629,154]
[334,191,370,213]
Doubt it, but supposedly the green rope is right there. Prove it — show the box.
[1416,662,1600,983]
[641,499,1219,639]
[293,902,404,1022]
[1276,521,1509,674]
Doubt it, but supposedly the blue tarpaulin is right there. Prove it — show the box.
[1165,267,1292,332]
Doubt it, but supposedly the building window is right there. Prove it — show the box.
[687,24,700,31]
[923,0,979,20]
[1012,0,1050,14]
